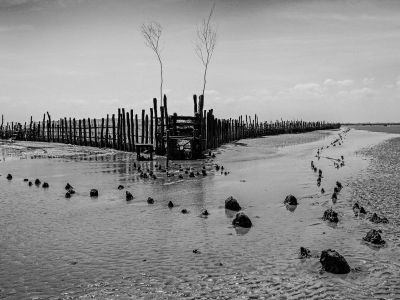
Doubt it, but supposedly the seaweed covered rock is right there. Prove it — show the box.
[369,213,388,224]
[320,249,350,274]
[363,229,385,245]
[299,247,312,258]
[323,208,339,223]
[126,191,133,201]
[225,196,241,211]
[90,189,98,197]
[284,194,298,206]
[352,202,367,216]
[232,212,252,228]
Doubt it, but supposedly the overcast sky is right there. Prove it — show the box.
[1,0,400,123]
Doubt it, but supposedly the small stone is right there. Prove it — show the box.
[90,189,98,197]
[23,178,29,182]
[65,183,73,190]
[147,197,154,204]
[65,192,71,198]
[363,229,386,245]
[6,174,12,180]
[232,212,252,228]
[118,185,124,190]
[35,179,41,185]
[28,181,33,186]
[168,201,174,208]
[320,249,350,274]
[179,174,184,179]
[321,188,325,194]
[126,191,133,201]
[202,170,207,176]
[299,247,311,258]
[181,209,189,214]
[284,194,298,206]
[189,172,195,178]
[225,196,241,211]
[323,208,339,223]
[193,249,200,254]
[42,182,49,188]
[369,213,388,224]
[201,209,209,216]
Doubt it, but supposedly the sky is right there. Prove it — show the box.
[1,0,400,123]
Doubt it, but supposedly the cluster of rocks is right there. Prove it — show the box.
[225,196,252,228]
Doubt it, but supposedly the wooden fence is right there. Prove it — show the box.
[0,94,340,157]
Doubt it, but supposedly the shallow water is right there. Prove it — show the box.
[0,128,399,299]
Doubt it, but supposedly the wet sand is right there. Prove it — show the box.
[1,128,399,299]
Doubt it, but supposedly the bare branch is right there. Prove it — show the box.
[141,21,164,102]
[195,3,217,98]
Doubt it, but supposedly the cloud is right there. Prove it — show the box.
[293,82,321,92]
[362,77,375,85]
[204,89,219,96]
[323,78,353,87]
[396,76,400,88]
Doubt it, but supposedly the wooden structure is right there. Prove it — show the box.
[0,94,341,161]
[165,113,203,160]
[136,143,154,161]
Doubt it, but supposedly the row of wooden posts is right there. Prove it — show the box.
[0,95,340,157]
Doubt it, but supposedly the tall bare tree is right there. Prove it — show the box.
[195,3,217,99]
[141,22,163,103]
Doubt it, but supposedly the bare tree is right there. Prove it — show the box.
[141,22,163,102]
[195,3,217,99]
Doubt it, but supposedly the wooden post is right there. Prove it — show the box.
[135,114,139,145]
[83,118,87,146]
[122,108,127,151]
[130,110,135,151]
[100,118,104,147]
[112,114,116,149]
[88,118,92,146]
[150,108,154,145]
[163,94,169,131]
[94,118,98,147]
[153,98,158,152]
[193,94,198,114]
[145,114,149,144]
[105,114,109,147]
[117,109,121,150]
[160,106,165,154]
[126,112,131,151]
[73,118,77,145]
[78,119,82,145]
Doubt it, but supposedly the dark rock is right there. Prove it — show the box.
[179,174,184,179]
[126,191,133,201]
[147,197,154,204]
[118,185,124,190]
[321,188,325,194]
[318,169,322,176]
[360,207,366,214]
[185,170,189,174]
[23,178,29,182]
[300,247,312,258]
[201,209,209,216]
[65,192,71,198]
[68,189,76,194]
[320,249,350,274]
[284,194,298,206]
[168,201,174,208]
[42,182,49,188]
[323,208,339,223]
[334,187,339,194]
[202,170,207,176]
[369,213,388,224]
[232,212,252,228]
[193,249,200,254]
[331,193,337,201]
[181,209,189,214]
[28,181,33,186]
[35,179,41,185]
[6,174,12,180]
[189,172,195,178]
[363,229,386,245]
[215,165,220,171]
[90,189,98,197]
[336,181,342,190]
[65,183,73,190]
[225,196,241,211]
